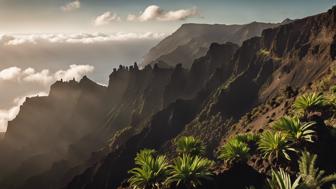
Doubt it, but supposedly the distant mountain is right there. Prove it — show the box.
[0,6,336,189]
[142,22,282,68]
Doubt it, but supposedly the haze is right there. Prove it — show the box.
[0,0,334,132]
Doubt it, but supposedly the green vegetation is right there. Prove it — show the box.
[175,136,205,156]
[299,151,336,189]
[258,131,296,161]
[266,168,301,189]
[218,138,251,165]
[272,116,315,143]
[166,155,214,189]
[294,93,325,114]
[128,149,170,189]
[259,49,271,56]
[330,85,336,94]
[235,133,260,144]
[127,78,336,188]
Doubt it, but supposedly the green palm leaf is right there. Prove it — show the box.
[266,168,301,189]
[258,131,296,161]
[128,149,170,189]
[166,155,214,189]
[272,116,315,143]
[218,138,251,165]
[299,151,336,189]
[175,136,206,156]
[294,93,325,113]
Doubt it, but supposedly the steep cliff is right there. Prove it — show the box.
[143,22,281,68]
[66,6,336,189]
[0,6,335,189]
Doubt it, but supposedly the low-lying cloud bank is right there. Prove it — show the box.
[0,32,165,45]
[0,64,94,85]
[0,32,164,132]
[0,64,95,132]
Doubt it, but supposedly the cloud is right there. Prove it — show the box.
[0,92,48,132]
[23,69,54,85]
[55,64,94,81]
[0,65,95,85]
[127,5,200,22]
[61,0,80,12]
[0,67,22,81]
[94,12,121,26]
[0,32,166,46]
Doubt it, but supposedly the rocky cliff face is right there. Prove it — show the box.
[66,6,336,189]
[142,22,281,68]
[0,6,335,189]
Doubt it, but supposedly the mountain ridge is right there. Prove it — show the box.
[142,21,283,68]
[0,6,335,189]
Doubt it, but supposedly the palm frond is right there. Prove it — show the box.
[294,93,325,113]
[218,138,250,165]
[266,168,301,189]
[175,136,206,156]
[166,155,214,189]
[272,116,315,143]
[258,131,296,161]
[299,151,336,189]
[128,149,170,189]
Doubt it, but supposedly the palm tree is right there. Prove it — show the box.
[175,136,206,156]
[258,131,296,161]
[166,154,214,189]
[133,149,156,166]
[235,133,260,144]
[298,151,336,189]
[218,138,250,165]
[128,149,170,189]
[272,116,315,143]
[294,93,325,114]
[266,168,301,189]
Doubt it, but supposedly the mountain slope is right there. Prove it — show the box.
[142,22,282,68]
[66,6,336,189]
[0,6,335,189]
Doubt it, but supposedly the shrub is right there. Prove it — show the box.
[175,136,206,156]
[166,155,214,189]
[331,86,336,94]
[266,168,301,189]
[298,151,336,189]
[272,116,315,143]
[235,133,260,144]
[128,149,170,189]
[259,49,271,56]
[218,138,250,165]
[294,93,325,114]
[258,131,296,161]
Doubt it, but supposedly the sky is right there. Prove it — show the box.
[0,0,335,34]
[0,0,335,132]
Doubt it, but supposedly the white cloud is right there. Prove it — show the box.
[0,67,22,81]
[23,69,54,85]
[0,65,94,85]
[94,12,121,26]
[55,64,94,81]
[127,5,200,22]
[0,32,166,46]
[61,0,80,12]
